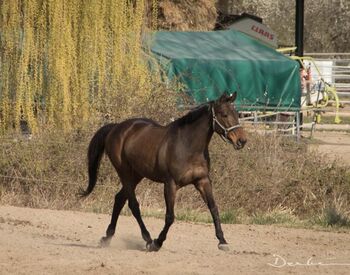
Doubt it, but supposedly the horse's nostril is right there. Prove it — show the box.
[239,138,247,146]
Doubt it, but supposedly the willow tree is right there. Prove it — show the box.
[0,0,159,134]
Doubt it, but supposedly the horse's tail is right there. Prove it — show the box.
[80,123,116,197]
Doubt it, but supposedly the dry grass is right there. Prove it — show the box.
[156,0,217,31]
[2,0,349,230]
[1,127,349,228]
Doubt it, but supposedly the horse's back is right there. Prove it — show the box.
[105,118,169,181]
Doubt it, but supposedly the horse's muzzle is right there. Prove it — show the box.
[233,138,247,150]
[227,131,247,150]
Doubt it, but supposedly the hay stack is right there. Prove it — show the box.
[155,0,217,31]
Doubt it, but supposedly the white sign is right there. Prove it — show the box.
[228,17,278,48]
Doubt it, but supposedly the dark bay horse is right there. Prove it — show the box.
[81,92,247,251]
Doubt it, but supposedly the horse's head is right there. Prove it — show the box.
[212,92,247,150]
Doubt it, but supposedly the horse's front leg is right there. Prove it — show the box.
[195,177,229,251]
[147,180,177,252]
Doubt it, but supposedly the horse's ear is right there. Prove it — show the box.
[218,92,237,103]
[228,92,237,102]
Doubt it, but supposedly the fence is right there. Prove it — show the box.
[239,53,350,140]
[305,53,350,104]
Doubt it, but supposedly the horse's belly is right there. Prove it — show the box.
[124,143,170,182]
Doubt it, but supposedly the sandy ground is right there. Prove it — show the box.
[1,206,350,275]
[1,130,349,275]
[308,131,350,166]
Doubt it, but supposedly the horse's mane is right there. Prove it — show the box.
[172,103,211,127]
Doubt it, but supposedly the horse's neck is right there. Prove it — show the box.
[179,107,213,151]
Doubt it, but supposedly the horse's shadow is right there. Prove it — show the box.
[57,236,145,251]
[59,243,99,249]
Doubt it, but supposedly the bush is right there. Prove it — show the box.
[1,128,349,228]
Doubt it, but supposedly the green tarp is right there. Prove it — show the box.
[150,29,301,110]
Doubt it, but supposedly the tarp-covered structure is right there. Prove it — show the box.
[149,30,301,110]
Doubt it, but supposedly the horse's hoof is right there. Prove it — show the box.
[99,236,111,247]
[146,240,160,252]
[218,243,230,251]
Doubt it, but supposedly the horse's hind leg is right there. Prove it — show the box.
[147,180,177,252]
[123,178,153,246]
[100,187,127,247]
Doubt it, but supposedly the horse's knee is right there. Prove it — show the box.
[210,205,219,215]
[165,213,174,225]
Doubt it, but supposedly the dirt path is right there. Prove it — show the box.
[308,131,350,166]
[0,206,350,274]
